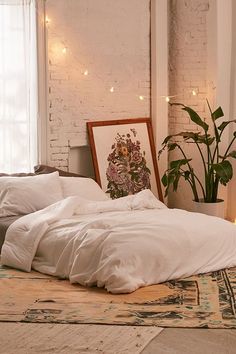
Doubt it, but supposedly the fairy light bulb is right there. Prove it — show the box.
[234,218,236,224]
[139,95,144,101]
[192,90,197,96]
[110,86,114,93]
[62,47,67,54]
[161,95,177,101]
[83,70,89,76]
[45,16,50,25]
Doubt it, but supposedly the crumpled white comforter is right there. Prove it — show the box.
[2,189,236,293]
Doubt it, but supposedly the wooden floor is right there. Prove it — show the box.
[0,322,236,353]
[142,328,236,354]
[0,322,161,354]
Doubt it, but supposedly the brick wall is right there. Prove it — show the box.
[45,0,151,170]
[168,0,210,209]
[44,0,211,208]
[169,0,209,136]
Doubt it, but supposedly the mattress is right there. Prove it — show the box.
[0,216,21,253]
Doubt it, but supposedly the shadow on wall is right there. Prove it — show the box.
[68,146,94,178]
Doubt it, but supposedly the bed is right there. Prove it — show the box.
[0,216,21,252]
[0,166,83,251]
[1,168,236,294]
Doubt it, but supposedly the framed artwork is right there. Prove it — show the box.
[87,118,163,201]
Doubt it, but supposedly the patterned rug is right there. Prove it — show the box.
[1,265,236,328]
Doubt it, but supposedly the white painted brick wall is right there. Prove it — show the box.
[169,0,209,136]
[168,0,210,210]
[45,0,151,171]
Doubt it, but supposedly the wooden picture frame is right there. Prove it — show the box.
[87,118,163,202]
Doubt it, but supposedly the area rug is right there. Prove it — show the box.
[1,265,236,328]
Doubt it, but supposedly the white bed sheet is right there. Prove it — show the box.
[2,190,236,293]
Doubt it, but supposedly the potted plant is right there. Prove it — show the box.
[158,100,236,217]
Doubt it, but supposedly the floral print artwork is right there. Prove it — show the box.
[106,129,151,199]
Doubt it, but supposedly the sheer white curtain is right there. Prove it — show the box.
[0,0,38,173]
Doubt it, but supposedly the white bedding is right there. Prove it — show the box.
[2,190,236,293]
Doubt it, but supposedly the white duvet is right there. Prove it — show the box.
[2,190,236,293]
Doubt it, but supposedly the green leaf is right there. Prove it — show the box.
[162,132,201,145]
[227,150,236,159]
[181,132,200,140]
[163,173,176,197]
[206,136,215,145]
[184,171,191,180]
[164,189,169,198]
[218,120,236,131]
[162,135,173,145]
[170,159,192,170]
[169,103,185,108]
[167,143,178,151]
[173,173,181,192]
[161,173,168,187]
[165,131,215,145]
[180,132,215,145]
[194,134,215,145]
[212,106,224,121]
[212,160,233,186]
[182,106,209,131]
[158,145,166,158]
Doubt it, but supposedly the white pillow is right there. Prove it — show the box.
[60,177,109,201]
[0,171,63,217]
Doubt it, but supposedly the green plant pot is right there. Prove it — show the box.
[192,199,225,219]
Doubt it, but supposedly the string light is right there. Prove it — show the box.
[50,39,201,101]
[160,91,199,102]
[48,19,203,102]
[45,16,51,25]
[49,35,157,102]
[161,95,178,102]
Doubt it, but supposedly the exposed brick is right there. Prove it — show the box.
[169,0,209,134]
[50,138,69,147]
[168,0,210,209]
[46,0,151,170]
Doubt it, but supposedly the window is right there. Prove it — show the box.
[0,0,38,173]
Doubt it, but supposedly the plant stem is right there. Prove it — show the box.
[212,176,219,202]
[194,140,209,201]
[205,98,215,164]
[206,99,220,164]
[195,141,208,176]
[180,167,206,200]
[192,172,206,200]
[205,99,221,202]
[179,168,194,188]
[176,144,199,201]
[222,135,236,160]
[203,129,212,201]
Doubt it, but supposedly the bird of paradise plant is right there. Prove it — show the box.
[159,100,236,202]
